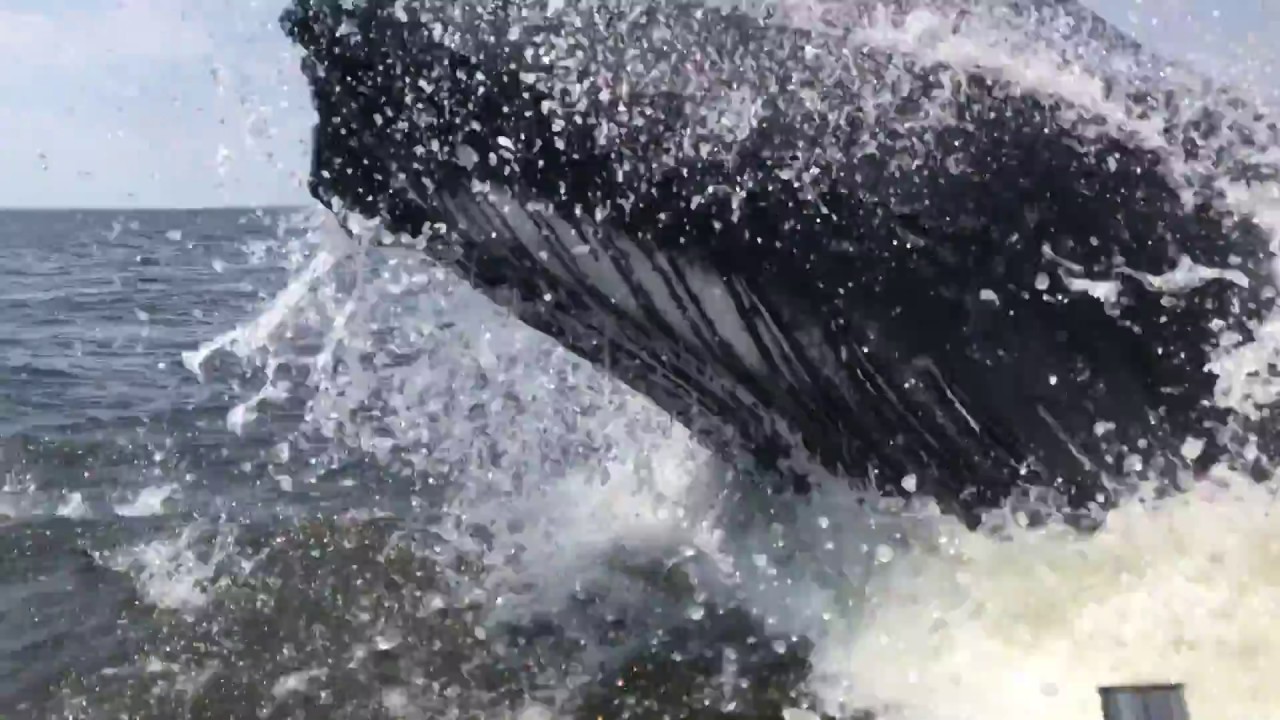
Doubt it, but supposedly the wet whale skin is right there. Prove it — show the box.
[281,0,1275,527]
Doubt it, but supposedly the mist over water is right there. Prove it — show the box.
[9,1,1280,719]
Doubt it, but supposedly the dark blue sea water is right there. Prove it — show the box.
[0,209,296,712]
[0,209,815,720]
[3,195,1274,719]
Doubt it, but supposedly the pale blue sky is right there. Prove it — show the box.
[0,0,1276,209]
[0,0,313,208]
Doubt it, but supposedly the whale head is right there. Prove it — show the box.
[282,0,1279,528]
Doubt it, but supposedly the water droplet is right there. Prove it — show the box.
[517,704,555,720]
[375,631,402,650]
[456,144,479,168]
[1181,436,1206,460]
[874,544,895,563]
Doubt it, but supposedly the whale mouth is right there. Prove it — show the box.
[281,0,1277,528]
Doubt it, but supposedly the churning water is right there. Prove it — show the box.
[10,1,1280,719]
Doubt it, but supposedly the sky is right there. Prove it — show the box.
[1094,0,1280,87]
[0,0,314,208]
[0,0,1277,209]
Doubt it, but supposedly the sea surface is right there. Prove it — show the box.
[0,208,304,716]
[0,208,831,719]
[6,186,1280,719]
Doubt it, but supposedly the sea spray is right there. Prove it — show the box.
[174,2,1280,718]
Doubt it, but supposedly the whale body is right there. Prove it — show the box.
[281,0,1278,527]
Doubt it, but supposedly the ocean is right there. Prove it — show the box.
[9,6,1280,715]
[5,205,1280,720]
[0,207,829,719]
[0,208,300,715]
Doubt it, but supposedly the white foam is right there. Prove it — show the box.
[56,491,90,519]
[807,469,1280,720]
[110,524,238,614]
[113,483,178,518]
[270,667,329,700]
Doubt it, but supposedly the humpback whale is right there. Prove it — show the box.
[281,0,1279,528]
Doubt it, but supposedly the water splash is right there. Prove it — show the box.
[108,523,242,615]
[178,2,1280,718]
[809,468,1280,720]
